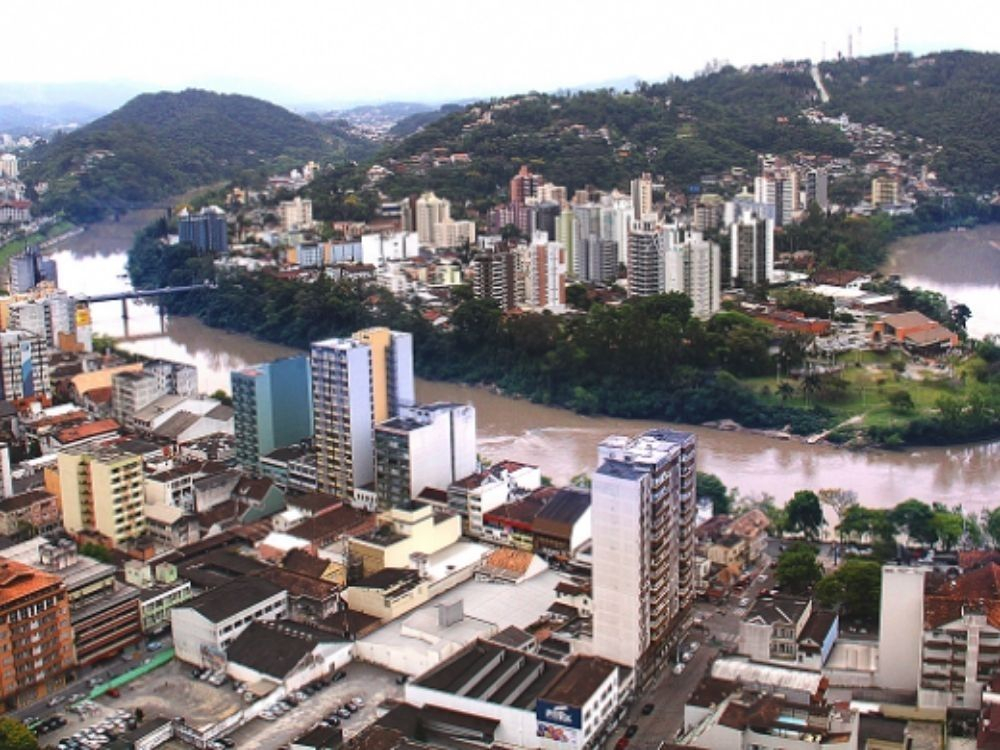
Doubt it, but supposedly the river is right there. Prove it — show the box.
[883,224,1000,341]
[46,209,999,512]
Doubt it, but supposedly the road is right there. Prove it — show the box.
[605,554,776,748]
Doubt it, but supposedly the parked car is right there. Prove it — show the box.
[672,663,684,675]
[641,703,655,716]
[625,725,639,738]
[615,738,629,750]
[332,670,347,682]
[147,640,163,651]
[107,688,121,698]
[351,696,365,707]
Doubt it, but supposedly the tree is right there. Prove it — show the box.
[815,559,882,624]
[776,543,824,594]
[697,472,730,516]
[890,498,937,546]
[79,542,112,563]
[777,381,795,403]
[950,303,972,333]
[886,388,915,412]
[932,510,964,550]
[818,488,858,526]
[210,389,233,407]
[987,507,1000,546]
[800,371,822,403]
[0,717,39,750]
[785,490,825,540]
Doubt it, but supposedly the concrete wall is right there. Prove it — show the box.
[876,566,925,690]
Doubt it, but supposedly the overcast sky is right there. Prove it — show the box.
[10,0,1000,108]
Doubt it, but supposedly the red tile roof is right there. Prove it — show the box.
[925,562,1000,629]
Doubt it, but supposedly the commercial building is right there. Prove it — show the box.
[529,487,592,559]
[225,620,351,692]
[112,360,198,430]
[374,402,476,508]
[591,428,696,674]
[171,575,288,668]
[729,211,774,287]
[231,355,313,471]
[0,329,50,399]
[311,327,414,501]
[0,558,76,709]
[177,205,228,253]
[58,446,147,547]
[2,538,143,667]
[348,501,462,578]
[406,640,623,750]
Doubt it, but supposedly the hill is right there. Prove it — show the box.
[820,50,1000,192]
[388,103,466,138]
[367,51,998,207]
[25,89,376,222]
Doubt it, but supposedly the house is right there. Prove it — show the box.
[530,487,591,558]
[739,596,839,670]
[0,488,60,536]
[344,568,428,621]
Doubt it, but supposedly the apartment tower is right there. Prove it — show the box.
[591,428,697,674]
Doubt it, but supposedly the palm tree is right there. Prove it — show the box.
[800,372,822,404]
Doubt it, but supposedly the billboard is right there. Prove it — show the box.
[536,700,582,729]
[537,721,579,745]
[19,341,33,397]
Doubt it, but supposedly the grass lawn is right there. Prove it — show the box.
[0,220,76,266]
[743,348,978,431]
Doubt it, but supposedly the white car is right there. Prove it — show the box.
[672,663,685,675]
[689,642,700,653]
[351,696,365,707]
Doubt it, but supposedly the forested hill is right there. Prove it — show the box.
[372,51,999,206]
[25,89,376,223]
[375,60,850,205]
[821,51,1000,192]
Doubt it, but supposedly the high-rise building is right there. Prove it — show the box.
[374,402,476,509]
[472,245,517,311]
[59,446,147,547]
[664,230,721,319]
[509,165,542,205]
[231,355,313,472]
[416,192,451,246]
[0,329,50,400]
[8,246,57,293]
[754,170,799,226]
[627,218,665,297]
[806,168,829,210]
[630,172,654,220]
[871,176,900,207]
[111,360,196,431]
[729,212,774,287]
[523,233,567,312]
[534,201,561,242]
[311,328,414,501]
[591,428,697,674]
[0,153,18,179]
[277,196,314,233]
[8,292,76,348]
[555,208,575,273]
[692,194,725,232]
[0,557,76,708]
[177,205,228,253]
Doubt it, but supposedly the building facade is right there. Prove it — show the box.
[178,206,228,253]
[58,447,147,546]
[231,355,313,472]
[591,429,696,673]
[0,329,50,400]
[729,211,774,287]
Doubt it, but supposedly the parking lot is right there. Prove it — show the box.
[227,662,404,750]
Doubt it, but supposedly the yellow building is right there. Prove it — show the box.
[871,176,900,207]
[349,502,461,577]
[58,447,146,547]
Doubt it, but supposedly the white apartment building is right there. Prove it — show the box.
[592,429,697,673]
[627,217,665,297]
[664,229,721,319]
[729,211,774,287]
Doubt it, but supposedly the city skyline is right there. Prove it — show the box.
[4,0,999,109]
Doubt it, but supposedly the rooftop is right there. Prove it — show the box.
[182,575,284,623]
[285,492,340,515]
[0,558,63,606]
[539,656,617,707]
[226,620,343,680]
[532,487,590,530]
[744,596,811,627]
[0,488,55,513]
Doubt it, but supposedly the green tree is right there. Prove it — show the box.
[0,717,39,750]
[890,498,937,546]
[987,507,1000,546]
[777,381,795,403]
[79,542,112,563]
[776,543,824,594]
[886,389,915,412]
[932,510,964,550]
[697,472,730,516]
[210,389,233,407]
[815,559,882,624]
[785,490,825,540]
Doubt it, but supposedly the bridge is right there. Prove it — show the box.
[75,282,217,319]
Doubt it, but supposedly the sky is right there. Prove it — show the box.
[7,0,1000,109]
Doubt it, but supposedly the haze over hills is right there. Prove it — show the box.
[24,89,377,223]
